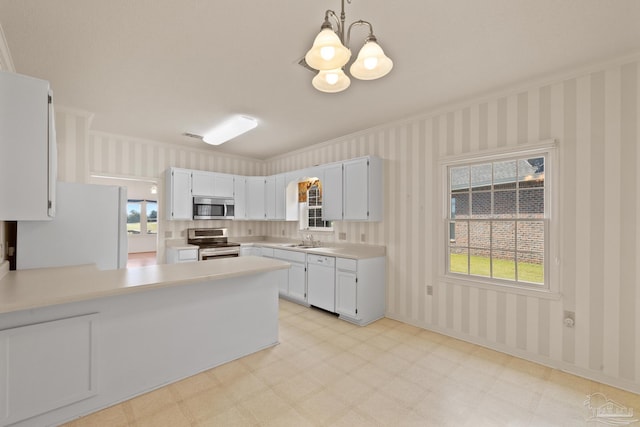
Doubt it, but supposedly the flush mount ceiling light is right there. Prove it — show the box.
[304,0,393,93]
[202,115,258,145]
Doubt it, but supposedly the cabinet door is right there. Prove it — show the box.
[246,177,266,220]
[336,268,357,318]
[322,163,343,220]
[166,168,192,220]
[343,158,369,220]
[275,173,286,220]
[288,261,307,302]
[0,72,54,220]
[191,171,215,196]
[233,176,246,219]
[0,314,97,425]
[265,176,276,219]
[213,173,234,198]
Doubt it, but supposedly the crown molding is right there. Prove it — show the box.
[0,23,15,72]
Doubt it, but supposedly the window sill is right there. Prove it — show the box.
[439,274,562,300]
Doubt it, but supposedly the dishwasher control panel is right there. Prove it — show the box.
[307,254,335,266]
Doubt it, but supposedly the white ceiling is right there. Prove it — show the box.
[1,0,639,160]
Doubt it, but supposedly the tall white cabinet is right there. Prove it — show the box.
[0,71,57,220]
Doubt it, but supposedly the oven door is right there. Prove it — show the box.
[199,247,240,261]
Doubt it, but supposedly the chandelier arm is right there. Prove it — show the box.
[322,9,345,43]
[345,20,373,49]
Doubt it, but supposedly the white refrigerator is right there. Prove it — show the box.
[17,182,128,270]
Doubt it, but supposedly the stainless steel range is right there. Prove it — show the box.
[187,228,240,261]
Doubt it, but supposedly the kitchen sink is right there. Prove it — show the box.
[277,243,326,249]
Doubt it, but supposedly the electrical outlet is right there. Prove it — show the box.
[360,233,366,242]
[563,310,575,328]
[164,231,172,238]
[426,285,433,296]
[248,229,252,235]
[281,229,285,236]
[339,232,346,240]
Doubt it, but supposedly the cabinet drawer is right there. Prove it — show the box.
[178,249,198,261]
[273,249,306,263]
[336,257,357,272]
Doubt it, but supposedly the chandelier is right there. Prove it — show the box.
[304,0,393,93]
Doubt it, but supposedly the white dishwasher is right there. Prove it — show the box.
[307,254,336,312]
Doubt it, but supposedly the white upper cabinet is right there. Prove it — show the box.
[321,163,343,221]
[233,176,247,220]
[265,175,276,219]
[162,156,381,223]
[246,176,266,220]
[191,170,215,196]
[213,173,234,198]
[343,156,383,221]
[0,71,57,220]
[191,171,234,198]
[165,168,192,220]
[265,174,286,220]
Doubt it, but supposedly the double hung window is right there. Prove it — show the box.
[445,147,552,290]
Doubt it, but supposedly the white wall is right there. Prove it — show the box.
[266,54,640,394]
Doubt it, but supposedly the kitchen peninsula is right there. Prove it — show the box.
[0,257,288,427]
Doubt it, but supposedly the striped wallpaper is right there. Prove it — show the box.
[52,54,640,393]
[265,55,640,393]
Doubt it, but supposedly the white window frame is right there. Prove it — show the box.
[127,199,158,236]
[439,140,560,298]
[299,182,333,232]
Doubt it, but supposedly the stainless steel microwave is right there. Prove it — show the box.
[193,196,235,220]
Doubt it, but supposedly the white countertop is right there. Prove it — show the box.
[0,256,289,315]
[238,240,386,259]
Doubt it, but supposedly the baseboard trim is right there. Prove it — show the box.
[385,312,640,396]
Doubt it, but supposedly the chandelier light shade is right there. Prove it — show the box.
[312,68,351,93]
[304,0,393,93]
[305,28,351,70]
[350,37,393,80]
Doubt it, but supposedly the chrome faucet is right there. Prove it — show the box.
[304,233,320,247]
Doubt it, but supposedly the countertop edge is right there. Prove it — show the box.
[238,241,386,259]
[0,257,289,315]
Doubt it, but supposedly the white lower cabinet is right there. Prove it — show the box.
[273,249,307,304]
[335,256,386,325]
[0,314,98,425]
[336,259,357,317]
[166,246,198,263]
[240,246,261,257]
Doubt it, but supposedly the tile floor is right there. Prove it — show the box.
[63,299,640,427]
